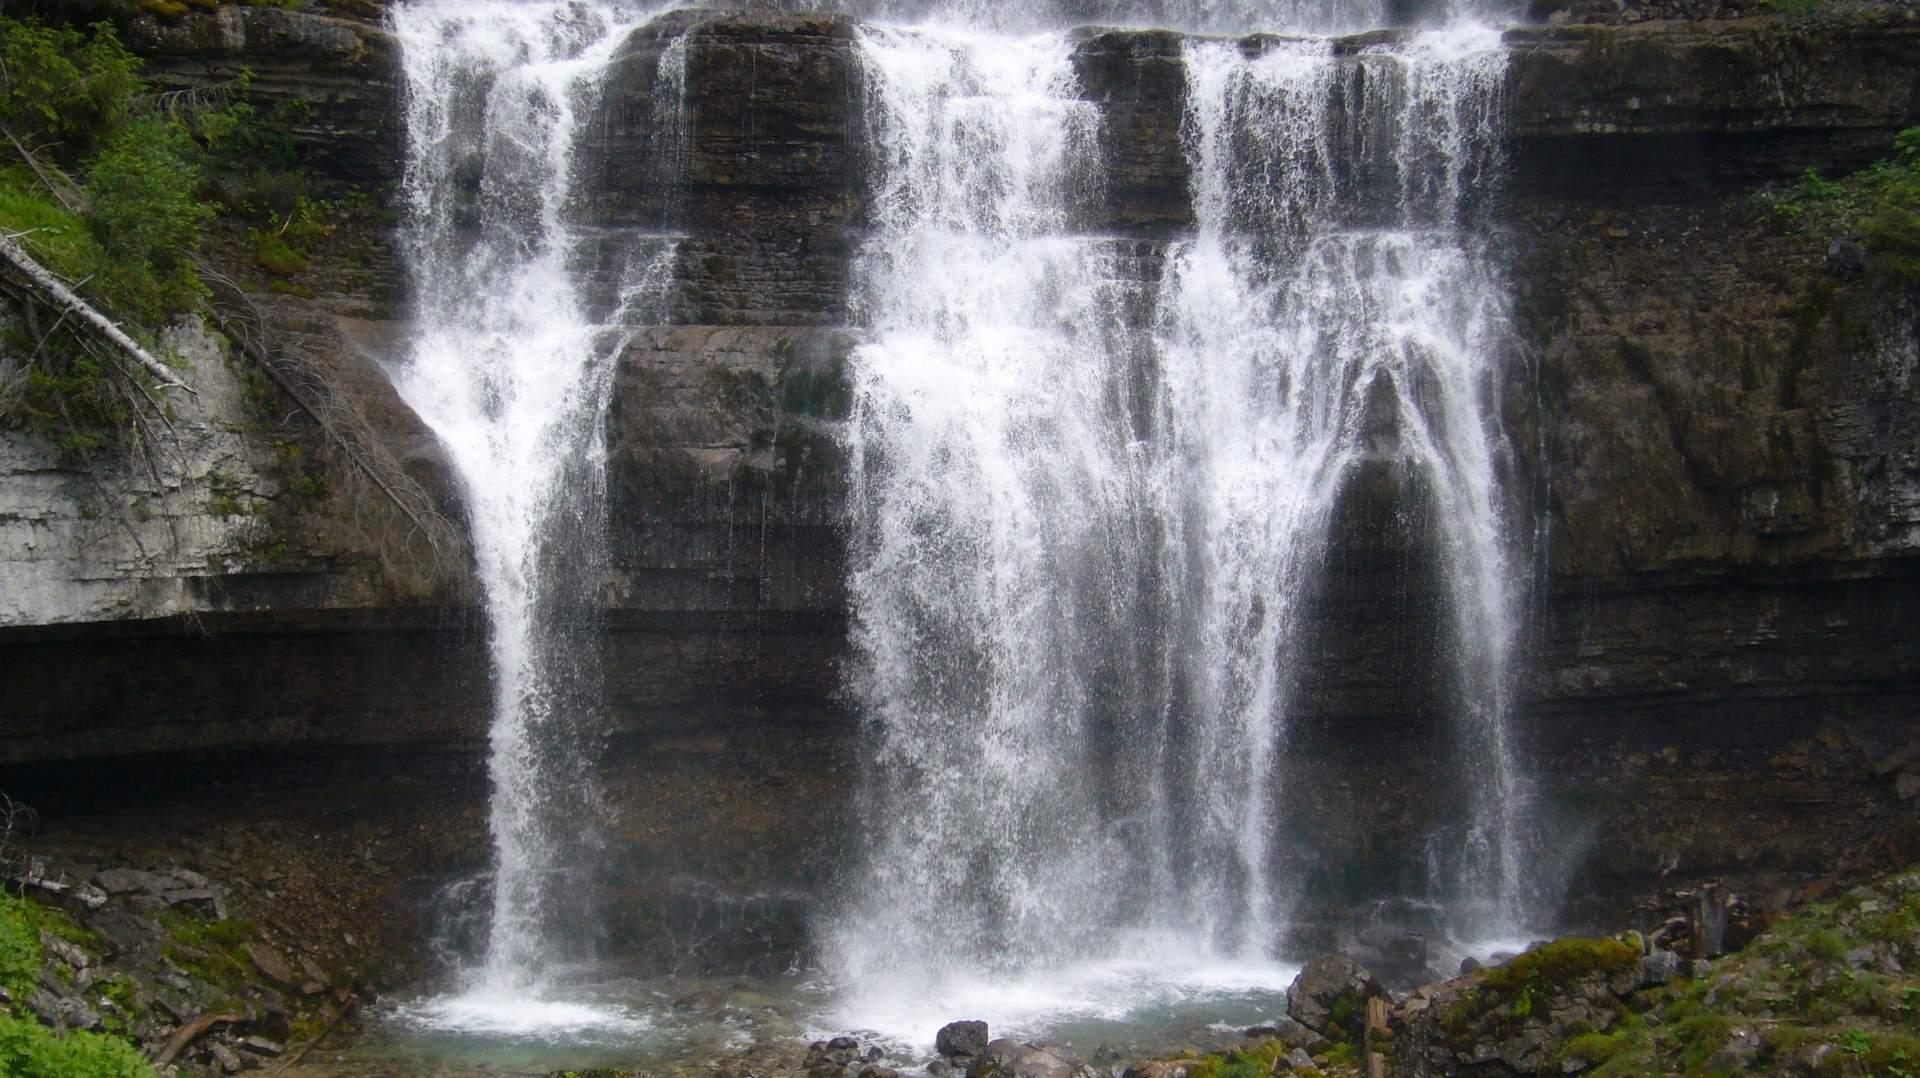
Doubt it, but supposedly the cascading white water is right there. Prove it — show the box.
[832,8,1532,1031]
[1162,25,1525,935]
[830,25,1153,987]
[389,0,676,1007]
[786,0,1397,35]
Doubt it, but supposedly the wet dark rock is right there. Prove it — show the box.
[965,1040,1093,1078]
[1826,237,1869,279]
[207,1038,245,1073]
[1285,955,1389,1040]
[95,867,181,895]
[39,931,90,971]
[27,987,101,1031]
[1639,948,1685,986]
[938,1019,991,1057]
[243,941,300,991]
[1267,1015,1319,1051]
[1353,927,1432,989]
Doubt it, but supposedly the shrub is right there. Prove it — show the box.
[1769,125,1920,284]
[85,112,212,321]
[0,1014,155,1078]
[0,19,139,159]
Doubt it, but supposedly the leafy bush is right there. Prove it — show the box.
[0,1014,155,1078]
[0,14,322,447]
[1770,126,1920,283]
[0,891,42,1002]
[0,19,139,157]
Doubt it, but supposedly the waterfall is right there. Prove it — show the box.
[1165,27,1526,935]
[831,10,1531,1020]
[389,0,677,1003]
[829,25,1153,985]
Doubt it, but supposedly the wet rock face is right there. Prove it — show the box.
[125,6,402,189]
[4,1,1909,965]
[1287,956,1392,1043]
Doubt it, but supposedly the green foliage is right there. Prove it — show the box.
[1481,937,1641,995]
[0,891,44,1002]
[1768,126,1920,283]
[0,1014,155,1078]
[85,113,212,321]
[1186,1040,1287,1078]
[253,229,309,276]
[0,19,139,158]
[0,13,318,449]
[1808,928,1849,962]
[0,892,146,1078]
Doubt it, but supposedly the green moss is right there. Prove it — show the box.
[158,911,255,993]
[1806,928,1848,962]
[1482,938,1640,995]
[253,229,309,276]
[1321,1042,1361,1068]
[1559,1027,1643,1067]
[1185,1039,1286,1078]
[1673,1012,1733,1071]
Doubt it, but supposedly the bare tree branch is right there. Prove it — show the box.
[0,231,193,394]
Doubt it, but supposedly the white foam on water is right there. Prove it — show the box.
[390,990,653,1041]
[815,951,1300,1054]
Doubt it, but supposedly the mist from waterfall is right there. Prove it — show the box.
[388,0,679,1015]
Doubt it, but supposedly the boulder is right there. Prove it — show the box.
[1640,949,1685,987]
[1268,1015,1319,1051]
[1285,955,1389,1040]
[967,1040,1092,1078]
[937,1019,991,1057]
[94,868,180,896]
[243,941,300,990]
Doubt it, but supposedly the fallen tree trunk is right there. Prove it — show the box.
[0,231,192,394]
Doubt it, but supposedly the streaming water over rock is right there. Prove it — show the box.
[389,0,677,1000]
[830,25,1153,985]
[1163,25,1526,938]
[832,11,1532,1011]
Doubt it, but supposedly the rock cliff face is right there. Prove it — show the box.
[3,3,1917,968]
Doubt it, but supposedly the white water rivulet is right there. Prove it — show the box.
[389,0,678,1022]
[830,13,1535,1034]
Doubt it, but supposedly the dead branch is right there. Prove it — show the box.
[0,232,192,393]
[155,1012,245,1067]
[272,992,357,1074]
[197,262,463,589]
[0,125,85,214]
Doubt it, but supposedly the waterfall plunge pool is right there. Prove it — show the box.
[292,957,1307,1075]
